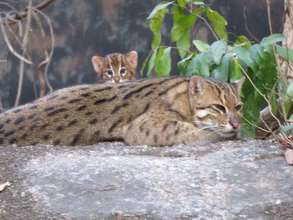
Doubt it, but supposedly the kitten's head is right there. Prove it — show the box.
[188,76,243,139]
[91,51,137,83]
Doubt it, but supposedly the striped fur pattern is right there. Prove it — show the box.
[91,51,137,83]
[0,76,243,146]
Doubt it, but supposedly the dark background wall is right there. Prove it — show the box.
[0,0,284,108]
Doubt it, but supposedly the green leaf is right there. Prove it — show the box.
[171,6,197,42]
[212,54,229,81]
[233,47,253,68]
[149,9,168,49]
[147,1,173,19]
[186,52,212,77]
[155,47,172,76]
[229,57,242,81]
[193,40,209,52]
[209,40,227,64]
[287,82,293,98]
[146,49,158,77]
[260,33,285,46]
[275,45,293,62]
[176,32,191,58]
[205,8,228,41]
[234,35,251,48]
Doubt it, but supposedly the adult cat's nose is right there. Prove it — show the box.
[229,118,240,129]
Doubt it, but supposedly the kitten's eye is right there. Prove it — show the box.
[120,67,127,76]
[235,103,243,111]
[106,70,113,77]
[213,104,226,113]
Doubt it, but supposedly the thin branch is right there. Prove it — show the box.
[3,0,56,25]
[243,5,259,42]
[197,15,219,41]
[265,0,273,35]
[14,0,33,107]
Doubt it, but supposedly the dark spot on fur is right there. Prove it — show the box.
[42,134,50,140]
[108,117,123,133]
[162,123,169,132]
[85,111,93,116]
[93,86,112,93]
[111,102,129,114]
[28,114,36,120]
[12,109,22,113]
[64,114,69,119]
[94,95,117,105]
[76,105,87,111]
[174,127,180,135]
[40,123,49,129]
[56,125,64,131]
[139,122,145,132]
[0,124,3,129]
[44,106,55,112]
[29,105,38,109]
[18,125,26,130]
[89,118,98,124]
[47,95,58,100]
[30,125,38,131]
[31,141,39,145]
[20,133,28,139]
[4,130,15,137]
[47,108,68,117]
[59,96,68,100]
[0,138,3,144]
[153,134,158,143]
[68,98,82,104]
[90,130,100,143]
[145,129,150,137]
[70,128,85,145]
[81,92,91,97]
[4,119,11,123]
[9,138,16,144]
[53,139,61,145]
[14,116,25,125]
[68,119,77,127]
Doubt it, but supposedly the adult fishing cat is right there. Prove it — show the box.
[0,76,243,146]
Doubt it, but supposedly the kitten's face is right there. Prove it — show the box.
[189,76,243,138]
[91,51,137,83]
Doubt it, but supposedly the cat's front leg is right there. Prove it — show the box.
[123,118,216,146]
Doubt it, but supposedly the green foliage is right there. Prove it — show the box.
[144,0,293,137]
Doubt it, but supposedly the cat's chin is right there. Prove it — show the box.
[218,131,238,138]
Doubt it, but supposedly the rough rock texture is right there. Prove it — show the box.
[0,140,293,219]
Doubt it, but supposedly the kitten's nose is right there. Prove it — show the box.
[113,76,120,83]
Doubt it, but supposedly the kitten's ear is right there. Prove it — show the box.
[126,50,138,69]
[232,77,245,93]
[189,76,205,94]
[91,56,104,76]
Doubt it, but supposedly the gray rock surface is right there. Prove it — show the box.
[0,140,293,219]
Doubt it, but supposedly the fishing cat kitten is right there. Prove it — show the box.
[91,51,137,83]
[0,76,243,146]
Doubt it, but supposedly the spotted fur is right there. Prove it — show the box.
[0,76,243,146]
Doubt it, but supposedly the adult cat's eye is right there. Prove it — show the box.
[213,104,226,113]
[120,67,126,76]
[107,70,113,76]
[235,103,243,111]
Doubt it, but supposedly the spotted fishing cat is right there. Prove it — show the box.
[0,76,243,146]
[91,51,137,83]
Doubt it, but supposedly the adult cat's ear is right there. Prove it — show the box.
[232,77,245,93]
[91,56,104,76]
[126,50,138,69]
[189,76,205,94]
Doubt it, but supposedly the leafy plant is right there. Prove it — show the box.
[144,0,293,137]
